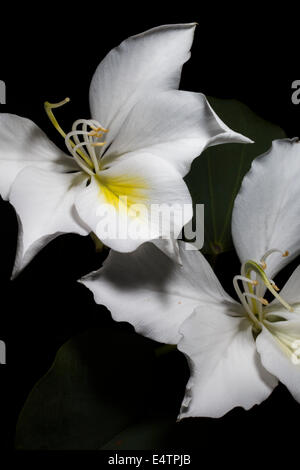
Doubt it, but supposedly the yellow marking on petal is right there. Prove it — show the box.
[95,173,149,214]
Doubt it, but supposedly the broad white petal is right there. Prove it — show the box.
[0,114,77,200]
[80,242,236,344]
[101,91,251,176]
[10,167,88,277]
[178,307,277,419]
[75,152,192,253]
[232,139,300,278]
[256,320,300,402]
[152,238,182,265]
[89,24,196,148]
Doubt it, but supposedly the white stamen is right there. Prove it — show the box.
[232,276,261,329]
[270,279,280,292]
[243,293,269,306]
[271,330,300,365]
[234,275,258,286]
[259,248,289,269]
[234,249,298,365]
[292,340,300,349]
[65,118,108,175]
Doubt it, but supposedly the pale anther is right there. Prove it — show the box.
[243,293,269,306]
[270,280,280,292]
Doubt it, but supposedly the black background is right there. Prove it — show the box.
[1,7,300,458]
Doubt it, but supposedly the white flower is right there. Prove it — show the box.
[0,24,250,277]
[81,138,300,418]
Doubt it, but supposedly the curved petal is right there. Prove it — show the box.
[80,242,236,345]
[264,265,300,315]
[256,321,300,402]
[232,138,300,278]
[152,238,182,265]
[101,90,251,176]
[0,114,77,200]
[9,167,88,277]
[89,23,196,149]
[178,307,277,419]
[75,152,192,253]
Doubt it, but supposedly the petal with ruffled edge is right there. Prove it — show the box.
[232,139,300,278]
[101,90,251,177]
[89,24,197,149]
[178,306,277,419]
[75,152,192,253]
[9,167,88,277]
[80,243,236,345]
[0,114,77,200]
[256,317,300,403]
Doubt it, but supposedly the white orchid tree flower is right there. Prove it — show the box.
[0,24,250,277]
[81,138,300,418]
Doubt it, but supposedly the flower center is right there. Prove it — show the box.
[233,250,300,364]
[233,248,293,331]
[44,98,108,177]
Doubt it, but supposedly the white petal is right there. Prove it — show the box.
[152,238,182,265]
[178,307,277,419]
[75,152,192,253]
[101,91,251,176]
[232,139,300,278]
[80,242,235,344]
[256,321,300,402]
[9,167,88,277]
[89,24,196,149]
[0,114,77,200]
[274,265,300,306]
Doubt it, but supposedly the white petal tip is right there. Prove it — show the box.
[10,263,21,280]
[176,412,189,422]
[231,132,254,144]
[77,275,92,288]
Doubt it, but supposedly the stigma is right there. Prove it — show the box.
[44,98,108,177]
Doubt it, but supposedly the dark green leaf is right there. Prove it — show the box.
[15,327,155,450]
[101,419,174,450]
[185,97,286,255]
